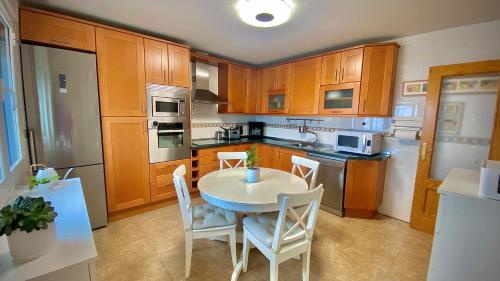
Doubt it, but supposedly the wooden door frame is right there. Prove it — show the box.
[410,60,500,234]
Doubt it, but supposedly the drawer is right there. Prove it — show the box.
[197,145,240,156]
[199,154,219,165]
[199,162,220,176]
[150,159,190,202]
[20,10,96,52]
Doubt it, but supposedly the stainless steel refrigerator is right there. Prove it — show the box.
[21,44,107,229]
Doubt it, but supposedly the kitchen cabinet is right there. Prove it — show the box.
[320,52,341,85]
[318,82,360,115]
[255,144,269,167]
[266,90,290,114]
[359,45,398,116]
[144,38,169,85]
[168,44,190,88]
[340,48,363,83]
[96,28,146,117]
[264,64,290,90]
[20,10,96,52]
[289,57,322,115]
[278,147,307,172]
[102,117,150,212]
[344,159,387,218]
[228,64,248,113]
[150,159,191,202]
[246,68,263,113]
[267,145,281,169]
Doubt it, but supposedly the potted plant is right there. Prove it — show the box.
[0,196,58,260]
[246,145,261,183]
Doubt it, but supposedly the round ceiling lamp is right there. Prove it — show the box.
[237,0,295,28]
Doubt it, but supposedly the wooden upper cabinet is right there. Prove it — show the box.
[320,52,341,85]
[264,64,291,90]
[359,45,399,116]
[246,68,262,113]
[20,10,95,52]
[96,28,146,117]
[227,64,248,113]
[289,57,322,115]
[340,48,364,83]
[102,117,150,212]
[318,82,360,115]
[144,39,169,85]
[168,45,190,88]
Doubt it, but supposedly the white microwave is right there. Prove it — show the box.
[333,130,382,155]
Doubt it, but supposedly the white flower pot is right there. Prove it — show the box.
[7,222,57,261]
[246,167,260,183]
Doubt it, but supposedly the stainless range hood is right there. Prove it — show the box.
[191,60,228,104]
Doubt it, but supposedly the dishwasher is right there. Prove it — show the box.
[307,153,347,217]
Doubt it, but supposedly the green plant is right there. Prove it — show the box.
[29,175,59,190]
[0,196,58,236]
[246,145,260,169]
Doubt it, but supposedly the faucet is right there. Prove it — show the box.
[286,118,323,146]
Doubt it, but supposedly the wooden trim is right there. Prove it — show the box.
[345,209,378,219]
[20,6,190,49]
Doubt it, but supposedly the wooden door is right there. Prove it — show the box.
[320,52,342,85]
[410,60,500,234]
[102,117,150,212]
[144,39,169,85]
[228,64,248,113]
[96,28,146,117]
[168,44,190,88]
[275,64,290,90]
[359,45,398,116]
[255,144,269,168]
[150,159,190,202]
[289,58,321,114]
[246,68,262,113]
[267,146,281,169]
[318,82,360,115]
[266,90,289,114]
[340,48,363,83]
[20,10,96,52]
[278,148,307,172]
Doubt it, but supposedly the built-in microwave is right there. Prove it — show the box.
[333,130,382,155]
[146,83,189,118]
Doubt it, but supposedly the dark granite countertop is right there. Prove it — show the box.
[191,137,391,161]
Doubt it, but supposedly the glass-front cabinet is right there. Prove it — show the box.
[318,82,360,115]
[267,90,289,113]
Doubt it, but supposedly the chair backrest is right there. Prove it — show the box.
[173,164,192,230]
[291,155,320,190]
[271,185,324,252]
[218,152,247,170]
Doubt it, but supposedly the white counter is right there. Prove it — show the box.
[0,179,97,281]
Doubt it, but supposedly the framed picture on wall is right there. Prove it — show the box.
[402,80,428,96]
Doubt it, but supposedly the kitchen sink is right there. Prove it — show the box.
[290,142,317,149]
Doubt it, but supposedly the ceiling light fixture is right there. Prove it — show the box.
[237,0,294,28]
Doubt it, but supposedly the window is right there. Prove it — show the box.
[0,13,21,182]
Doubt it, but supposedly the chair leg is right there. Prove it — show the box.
[270,259,279,281]
[242,231,251,272]
[302,246,311,281]
[229,228,237,268]
[185,231,193,278]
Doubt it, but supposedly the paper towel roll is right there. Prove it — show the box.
[394,129,418,140]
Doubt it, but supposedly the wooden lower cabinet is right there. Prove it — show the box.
[102,117,150,212]
[150,159,191,202]
[344,159,387,218]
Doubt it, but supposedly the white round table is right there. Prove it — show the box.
[198,167,308,212]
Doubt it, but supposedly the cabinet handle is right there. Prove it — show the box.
[143,121,148,134]
[341,68,345,81]
[362,99,366,112]
[421,142,428,161]
[334,70,338,82]
[170,70,174,83]
[50,38,70,44]
[163,69,167,83]
[141,100,146,114]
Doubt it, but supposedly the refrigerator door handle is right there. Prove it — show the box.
[27,129,36,166]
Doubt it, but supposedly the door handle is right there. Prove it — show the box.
[421,142,428,161]
[158,129,184,133]
[334,70,338,82]
[163,69,167,83]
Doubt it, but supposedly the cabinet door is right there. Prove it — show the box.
[144,39,169,85]
[318,82,360,115]
[255,144,269,168]
[96,28,146,117]
[20,10,96,52]
[320,53,341,85]
[246,68,262,113]
[274,64,290,90]
[150,159,190,202]
[359,45,398,116]
[340,48,363,83]
[102,117,150,212]
[168,44,190,88]
[228,64,248,113]
[267,146,281,169]
[262,67,272,91]
[266,90,289,114]
[289,58,321,115]
[278,148,307,172]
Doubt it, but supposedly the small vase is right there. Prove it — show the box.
[246,167,260,183]
[7,222,57,261]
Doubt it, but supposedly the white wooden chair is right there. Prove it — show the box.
[173,164,238,278]
[291,155,320,190]
[218,152,248,170]
[238,185,324,281]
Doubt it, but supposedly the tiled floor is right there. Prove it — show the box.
[93,198,432,281]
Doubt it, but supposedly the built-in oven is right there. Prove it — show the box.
[146,83,191,163]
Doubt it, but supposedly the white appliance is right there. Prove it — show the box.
[333,130,382,155]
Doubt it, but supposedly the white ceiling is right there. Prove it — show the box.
[27,0,500,66]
